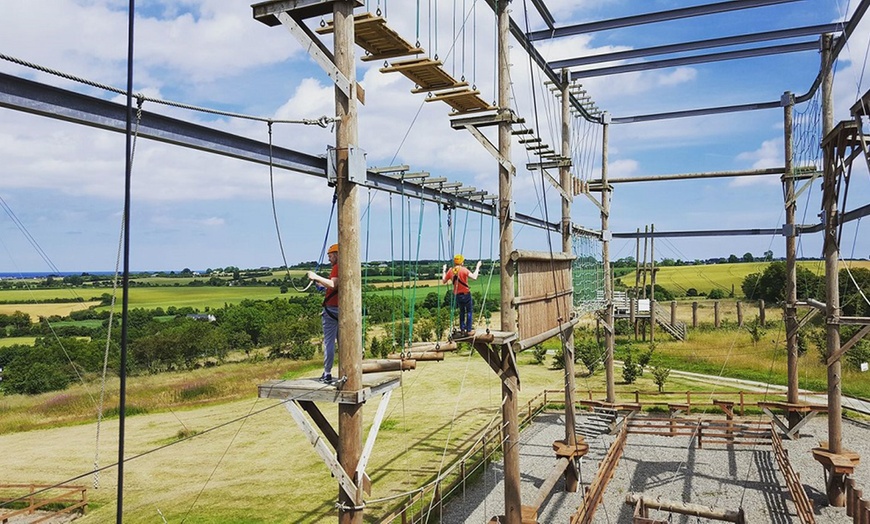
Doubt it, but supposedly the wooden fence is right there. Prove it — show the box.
[0,483,87,524]
[846,477,870,523]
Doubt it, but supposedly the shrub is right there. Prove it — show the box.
[532,345,546,365]
[708,288,727,300]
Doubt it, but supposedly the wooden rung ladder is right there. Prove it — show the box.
[317,12,424,62]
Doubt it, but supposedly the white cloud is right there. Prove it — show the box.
[731,138,783,187]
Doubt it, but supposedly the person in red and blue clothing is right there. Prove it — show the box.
[442,254,482,337]
[307,243,339,383]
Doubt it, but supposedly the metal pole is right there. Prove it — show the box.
[560,69,579,492]
[650,224,656,343]
[335,3,363,522]
[497,2,521,522]
[783,91,800,427]
[820,32,845,506]
[602,115,615,403]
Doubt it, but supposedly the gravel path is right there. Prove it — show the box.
[442,412,869,523]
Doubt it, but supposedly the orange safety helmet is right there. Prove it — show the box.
[453,254,464,264]
[327,243,339,254]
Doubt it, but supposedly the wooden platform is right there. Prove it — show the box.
[258,372,401,404]
[380,57,464,92]
[759,401,827,439]
[453,329,517,345]
[317,12,423,62]
[252,0,364,26]
[812,442,861,475]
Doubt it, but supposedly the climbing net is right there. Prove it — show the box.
[572,232,605,316]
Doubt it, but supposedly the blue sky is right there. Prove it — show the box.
[0,0,868,273]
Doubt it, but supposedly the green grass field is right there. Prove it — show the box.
[616,260,869,298]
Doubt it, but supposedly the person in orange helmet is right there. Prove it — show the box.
[442,254,482,336]
[308,243,338,383]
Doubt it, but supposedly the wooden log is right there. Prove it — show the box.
[624,494,745,522]
[362,359,416,373]
[510,249,574,262]
[692,301,698,328]
[737,301,744,327]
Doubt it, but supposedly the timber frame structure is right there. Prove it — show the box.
[2,0,870,522]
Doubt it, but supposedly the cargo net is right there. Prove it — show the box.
[572,233,605,316]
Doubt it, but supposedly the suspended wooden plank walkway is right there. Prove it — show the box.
[425,87,494,114]
[316,12,423,62]
[380,57,467,93]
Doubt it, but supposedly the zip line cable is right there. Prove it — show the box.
[0,53,336,128]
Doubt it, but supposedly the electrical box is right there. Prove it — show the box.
[602,230,612,241]
[782,224,799,237]
[327,146,367,185]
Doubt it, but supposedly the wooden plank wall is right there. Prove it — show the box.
[514,251,573,342]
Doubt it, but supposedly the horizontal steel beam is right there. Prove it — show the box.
[0,72,559,232]
[570,40,819,79]
[612,100,782,123]
[612,203,870,239]
[550,24,840,69]
[527,0,802,41]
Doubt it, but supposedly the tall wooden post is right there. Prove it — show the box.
[736,301,743,327]
[692,302,698,328]
[560,70,579,492]
[670,301,677,327]
[602,115,615,403]
[783,91,801,427]
[497,2,521,521]
[334,3,363,522]
[820,32,845,506]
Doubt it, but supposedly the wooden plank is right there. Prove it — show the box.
[513,288,573,306]
[285,401,360,503]
[299,400,339,450]
[356,389,393,497]
[317,13,425,61]
[380,58,463,91]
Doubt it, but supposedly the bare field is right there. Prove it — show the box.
[0,301,101,322]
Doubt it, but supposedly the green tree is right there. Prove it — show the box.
[651,366,671,392]
[742,252,754,262]
[621,351,639,384]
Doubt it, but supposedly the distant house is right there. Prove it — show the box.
[187,313,216,322]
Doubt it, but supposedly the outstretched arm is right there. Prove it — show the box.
[441,264,450,283]
[469,260,482,280]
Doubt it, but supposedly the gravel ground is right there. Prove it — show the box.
[442,412,869,523]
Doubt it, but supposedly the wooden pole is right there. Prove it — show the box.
[759,299,766,327]
[333,1,363,524]
[641,225,649,299]
[692,301,698,328]
[670,301,677,326]
[737,301,743,327]
[714,301,720,328]
[497,2,521,521]
[335,2,363,522]
[634,230,641,339]
[820,32,845,506]
[783,91,801,428]
[560,69,579,492]
[602,115,615,403]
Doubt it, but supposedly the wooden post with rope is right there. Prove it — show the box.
[496,2,521,522]
[602,115,615,403]
[783,90,801,431]
[559,69,580,494]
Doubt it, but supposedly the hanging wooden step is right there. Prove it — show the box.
[380,57,465,93]
[519,137,541,144]
[425,87,495,115]
[317,12,424,62]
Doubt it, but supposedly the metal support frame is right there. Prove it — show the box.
[0,72,558,232]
